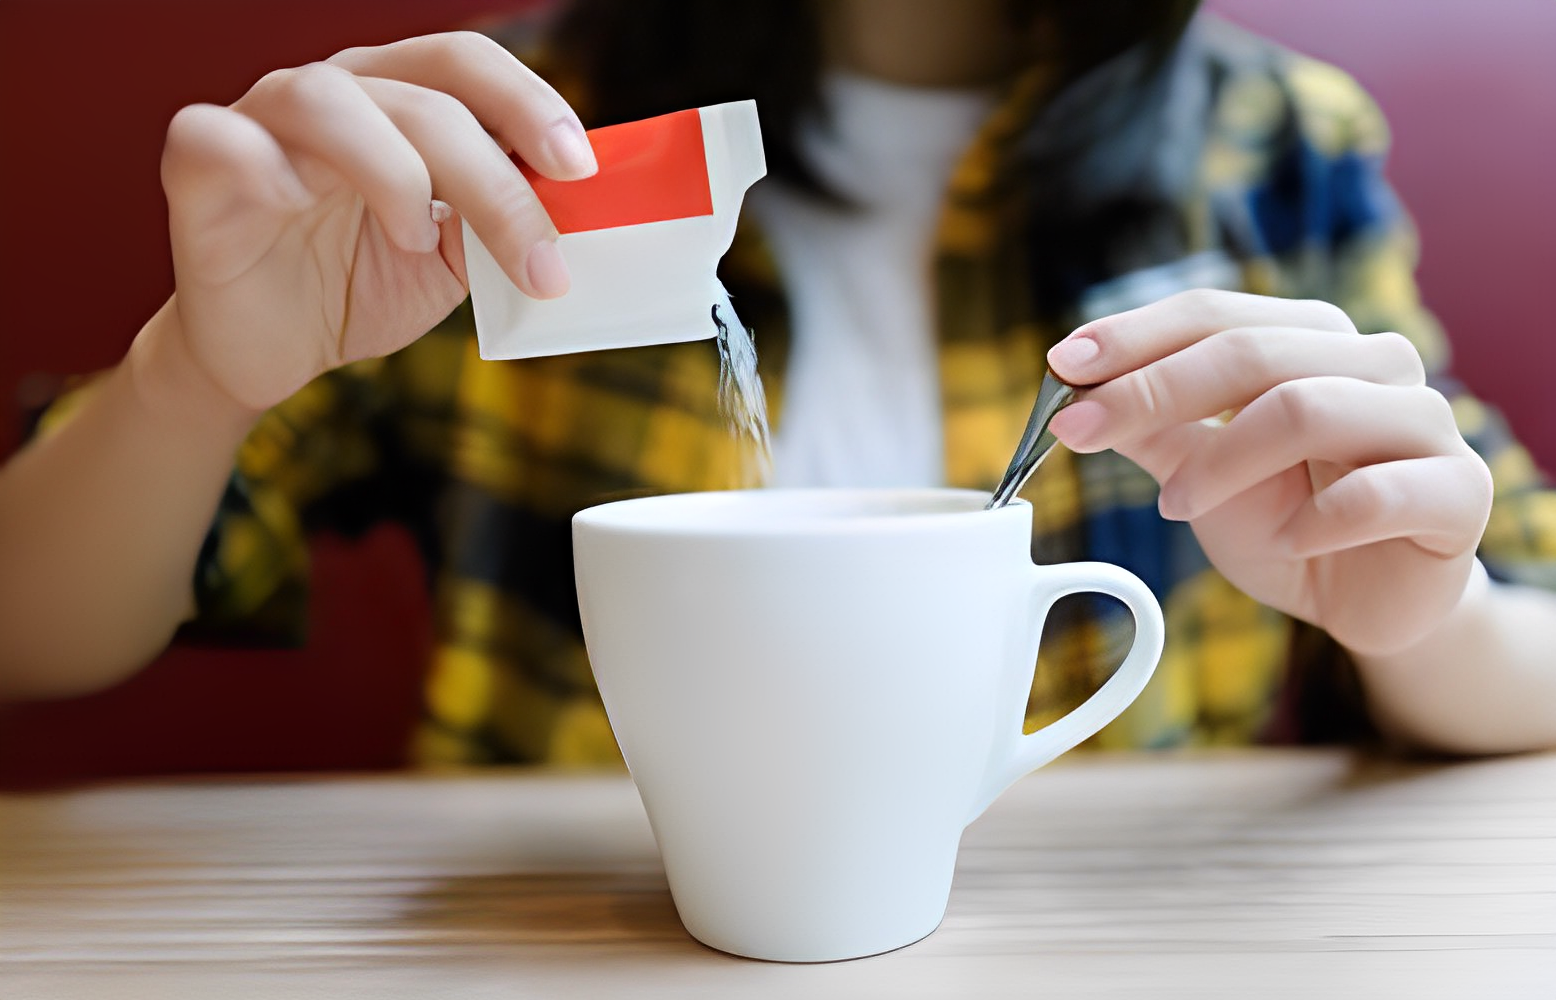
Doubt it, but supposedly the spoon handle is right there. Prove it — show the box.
[986,370,1078,510]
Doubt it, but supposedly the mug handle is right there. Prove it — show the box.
[966,561,1165,822]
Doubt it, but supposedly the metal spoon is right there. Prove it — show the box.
[985,369,1079,510]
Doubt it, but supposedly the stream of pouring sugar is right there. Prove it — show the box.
[712,286,773,488]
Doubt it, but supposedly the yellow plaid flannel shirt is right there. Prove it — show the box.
[187,18,1556,766]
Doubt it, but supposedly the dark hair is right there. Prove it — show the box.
[547,1,826,195]
[548,0,1202,196]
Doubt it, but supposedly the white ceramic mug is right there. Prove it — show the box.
[573,488,1164,962]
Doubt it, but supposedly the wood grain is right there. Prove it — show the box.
[3,749,1554,998]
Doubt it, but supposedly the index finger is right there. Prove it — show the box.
[328,31,598,181]
[1046,288,1357,386]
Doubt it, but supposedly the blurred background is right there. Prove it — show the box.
[1,0,1552,786]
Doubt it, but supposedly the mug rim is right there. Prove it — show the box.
[573,487,1028,537]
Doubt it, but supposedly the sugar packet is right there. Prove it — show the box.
[463,101,766,359]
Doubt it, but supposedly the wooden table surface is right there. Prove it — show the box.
[3,749,1554,999]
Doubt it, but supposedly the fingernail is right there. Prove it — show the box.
[541,119,598,179]
[1048,334,1100,375]
[411,200,452,253]
[1157,484,1189,521]
[525,239,570,298]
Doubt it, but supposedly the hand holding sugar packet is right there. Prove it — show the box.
[463,101,766,359]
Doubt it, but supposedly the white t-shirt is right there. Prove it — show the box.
[747,72,995,488]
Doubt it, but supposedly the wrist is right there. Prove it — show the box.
[119,298,263,446]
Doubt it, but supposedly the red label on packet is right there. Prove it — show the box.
[519,108,715,234]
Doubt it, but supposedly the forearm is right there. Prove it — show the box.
[0,301,258,698]
[1352,559,1556,755]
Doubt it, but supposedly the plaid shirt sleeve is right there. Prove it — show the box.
[183,315,470,645]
